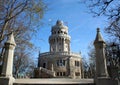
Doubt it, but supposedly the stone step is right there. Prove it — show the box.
[14,84,95,85]
[13,79,95,85]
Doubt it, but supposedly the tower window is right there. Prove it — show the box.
[53,48,55,51]
[57,60,66,66]
[57,72,59,76]
[43,63,46,68]
[63,72,66,76]
[64,32,67,34]
[75,61,80,67]
[60,72,62,76]
[56,72,66,76]
[75,72,80,76]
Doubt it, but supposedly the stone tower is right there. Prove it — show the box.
[49,20,71,52]
[36,20,82,79]
[94,28,108,77]
[0,33,16,85]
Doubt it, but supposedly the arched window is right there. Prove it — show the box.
[43,63,47,68]
[64,32,67,34]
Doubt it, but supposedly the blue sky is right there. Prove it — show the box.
[32,0,109,59]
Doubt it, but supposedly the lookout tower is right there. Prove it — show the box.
[35,20,82,79]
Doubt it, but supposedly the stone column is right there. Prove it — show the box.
[63,38,65,51]
[69,57,75,79]
[94,28,108,77]
[55,38,57,52]
[51,64,54,71]
[0,33,16,85]
[94,28,118,85]
[68,43,70,52]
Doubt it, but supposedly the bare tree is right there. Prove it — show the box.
[87,44,96,78]
[12,24,36,78]
[0,0,46,43]
[106,42,120,81]
[13,49,35,78]
[84,0,120,42]
[84,0,120,80]
[0,0,47,77]
[82,56,89,78]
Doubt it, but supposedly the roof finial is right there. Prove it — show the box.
[56,20,63,25]
[97,28,100,32]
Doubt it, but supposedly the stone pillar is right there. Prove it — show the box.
[0,33,16,85]
[94,28,108,77]
[55,38,57,52]
[68,43,70,52]
[94,28,118,85]
[51,64,54,71]
[62,38,65,52]
[69,57,75,79]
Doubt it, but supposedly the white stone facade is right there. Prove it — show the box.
[35,20,82,79]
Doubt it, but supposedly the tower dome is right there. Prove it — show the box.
[51,20,68,32]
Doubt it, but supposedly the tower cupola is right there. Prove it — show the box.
[49,20,71,52]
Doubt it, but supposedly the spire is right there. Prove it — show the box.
[6,32,16,46]
[94,28,105,44]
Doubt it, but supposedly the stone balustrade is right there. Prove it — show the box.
[49,34,71,40]
[40,52,80,57]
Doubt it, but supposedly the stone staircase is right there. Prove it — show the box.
[40,67,56,77]
[34,67,56,78]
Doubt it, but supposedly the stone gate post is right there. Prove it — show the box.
[0,33,16,85]
[94,28,118,85]
[94,28,108,77]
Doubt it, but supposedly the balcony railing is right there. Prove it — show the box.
[39,52,80,57]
